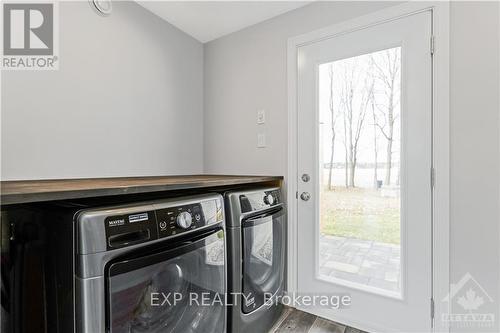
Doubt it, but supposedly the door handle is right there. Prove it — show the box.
[300,192,311,201]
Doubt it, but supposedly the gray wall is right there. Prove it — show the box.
[1,1,204,180]
[204,1,500,332]
[450,2,499,332]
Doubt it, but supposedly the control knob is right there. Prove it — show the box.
[176,211,193,229]
[263,194,275,205]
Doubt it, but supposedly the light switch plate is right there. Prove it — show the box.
[257,109,265,124]
[257,133,266,148]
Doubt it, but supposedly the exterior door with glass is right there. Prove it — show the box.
[297,11,432,332]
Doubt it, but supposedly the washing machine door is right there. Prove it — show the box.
[241,207,285,314]
[106,229,225,333]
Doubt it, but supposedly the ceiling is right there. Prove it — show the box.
[136,1,312,43]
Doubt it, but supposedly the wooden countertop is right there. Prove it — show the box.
[0,175,283,205]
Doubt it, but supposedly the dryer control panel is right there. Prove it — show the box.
[240,189,282,213]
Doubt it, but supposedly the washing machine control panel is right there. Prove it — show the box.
[102,196,223,250]
[156,203,205,238]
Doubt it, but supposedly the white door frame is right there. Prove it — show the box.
[286,2,450,332]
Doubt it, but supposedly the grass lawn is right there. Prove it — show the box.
[320,187,400,244]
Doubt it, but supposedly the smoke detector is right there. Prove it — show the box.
[90,0,112,16]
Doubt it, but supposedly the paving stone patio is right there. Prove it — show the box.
[319,235,401,293]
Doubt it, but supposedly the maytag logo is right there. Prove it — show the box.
[108,219,125,227]
[2,1,59,70]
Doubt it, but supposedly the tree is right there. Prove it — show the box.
[340,60,372,188]
[369,83,379,189]
[342,117,349,188]
[372,49,400,186]
[327,65,340,190]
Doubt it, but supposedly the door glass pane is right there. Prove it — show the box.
[242,211,284,313]
[318,47,402,297]
[108,232,225,333]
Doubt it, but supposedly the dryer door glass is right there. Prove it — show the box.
[106,230,225,333]
[241,208,285,314]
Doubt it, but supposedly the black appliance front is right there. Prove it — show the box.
[241,207,285,314]
[106,229,226,333]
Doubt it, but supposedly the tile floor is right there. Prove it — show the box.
[270,307,366,333]
[319,235,401,293]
